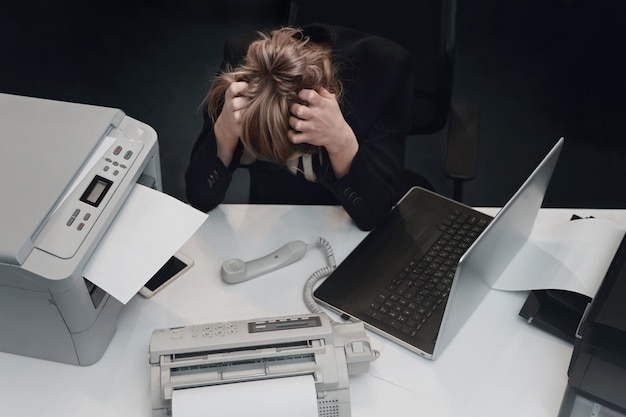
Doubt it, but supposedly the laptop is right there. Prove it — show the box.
[314,137,564,360]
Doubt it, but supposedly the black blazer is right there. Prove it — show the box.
[185,24,415,230]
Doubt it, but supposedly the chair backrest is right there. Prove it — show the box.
[287,0,457,134]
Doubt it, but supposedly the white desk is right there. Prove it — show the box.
[2,205,625,417]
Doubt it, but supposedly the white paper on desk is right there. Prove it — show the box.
[82,183,208,304]
[491,217,625,297]
[172,375,319,417]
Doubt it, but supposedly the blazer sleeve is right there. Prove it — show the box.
[185,110,243,212]
[184,32,256,212]
[317,28,414,231]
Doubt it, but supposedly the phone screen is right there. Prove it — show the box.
[144,256,188,291]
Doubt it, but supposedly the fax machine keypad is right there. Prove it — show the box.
[188,321,239,339]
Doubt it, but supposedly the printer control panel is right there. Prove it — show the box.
[36,137,144,260]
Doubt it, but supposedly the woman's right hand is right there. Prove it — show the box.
[214,81,249,166]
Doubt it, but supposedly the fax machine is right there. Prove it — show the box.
[149,313,378,417]
[0,93,161,365]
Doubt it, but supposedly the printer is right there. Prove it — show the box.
[558,234,626,417]
[0,93,161,365]
[149,313,378,417]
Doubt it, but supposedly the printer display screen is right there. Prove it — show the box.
[80,175,113,207]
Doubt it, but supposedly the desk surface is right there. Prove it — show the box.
[3,205,625,417]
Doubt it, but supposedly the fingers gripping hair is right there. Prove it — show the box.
[206,27,342,164]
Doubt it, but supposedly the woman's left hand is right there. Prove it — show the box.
[288,87,359,178]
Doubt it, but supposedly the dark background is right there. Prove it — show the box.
[2,0,625,208]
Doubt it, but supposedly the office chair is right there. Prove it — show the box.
[286,0,479,202]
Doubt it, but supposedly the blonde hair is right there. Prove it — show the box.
[206,27,342,164]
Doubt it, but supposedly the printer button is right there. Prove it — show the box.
[124,150,133,160]
[67,210,80,226]
[113,145,122,155]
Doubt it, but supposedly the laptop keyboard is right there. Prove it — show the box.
[364,208,490,338]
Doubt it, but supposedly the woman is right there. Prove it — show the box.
[186,24,422,231]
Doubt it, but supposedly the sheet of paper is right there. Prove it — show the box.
[82,183,208,304]
[172,375,319,417]
[491,217,625,296]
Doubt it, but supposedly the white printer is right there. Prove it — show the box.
[149,313,378,417]
[0,93,162,365]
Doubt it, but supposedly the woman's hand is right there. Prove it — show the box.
[214,81,249,166]
[288,87,359,178]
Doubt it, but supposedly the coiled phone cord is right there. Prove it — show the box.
[303,237,337,317]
